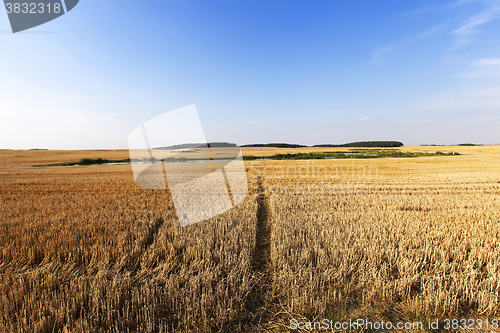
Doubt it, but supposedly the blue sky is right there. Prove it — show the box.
[1,0,500,149]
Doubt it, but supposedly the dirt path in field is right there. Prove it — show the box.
[120,217,165,273]
[142,217,165,249]
[245,175,274,331]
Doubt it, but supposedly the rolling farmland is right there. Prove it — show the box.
[1,146,500,332]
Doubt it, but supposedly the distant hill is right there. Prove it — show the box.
[313,141,404,148]
[153,142,237,150]
[240,143,307,148]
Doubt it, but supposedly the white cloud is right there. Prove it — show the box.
[358,117,370,121]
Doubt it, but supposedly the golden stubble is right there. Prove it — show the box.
[1,146,500,332]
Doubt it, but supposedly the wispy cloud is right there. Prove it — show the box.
[416,86,500,110]
[358,117,370,121]
[463,58,500,78]
[403,1,463,16]
[451,2,500,44]
[40,110,116,123]
[369,24,445,65]
[404,0,500,48]
[474,58,500,66]
[369,46,394,65]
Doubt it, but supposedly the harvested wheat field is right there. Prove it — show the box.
[1,146,500,332]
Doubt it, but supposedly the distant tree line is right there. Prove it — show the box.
[240,143,307,148]
[153,142,237,150]
[313,141,404,148]
[207,142,237,148]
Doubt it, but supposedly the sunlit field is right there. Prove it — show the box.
[1,146,500,332]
